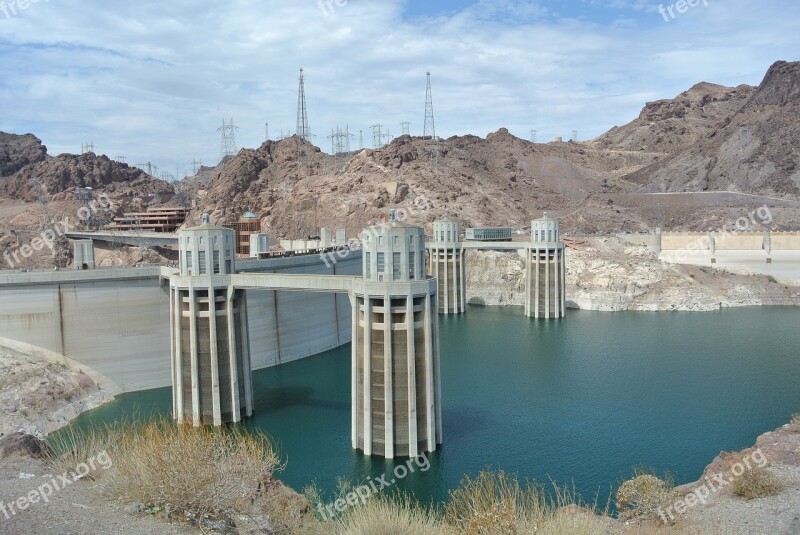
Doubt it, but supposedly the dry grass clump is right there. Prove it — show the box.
[46,419,282,527]
[444,470,607,535]
[730,466,785,500]
[791,413,800,431]
[615,471,675,522]
[332,495,449,535]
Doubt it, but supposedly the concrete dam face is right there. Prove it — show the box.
[0,253,362,393]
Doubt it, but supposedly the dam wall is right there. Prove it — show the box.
[0,252,362,392]
[619,231,800,281]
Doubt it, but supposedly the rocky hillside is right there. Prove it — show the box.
[187,61,800,238]
[0,134,174,202]
[197,129,662,238]
[0,133,48,177]
[3,62,800,241]
[594,82,756,154]
[622,61,800,197]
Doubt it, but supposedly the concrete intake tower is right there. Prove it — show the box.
[168,212,442,458]
[169,216,254,426]
[352,214,443,458]
[428,217,466,314]
[524,213,566,319]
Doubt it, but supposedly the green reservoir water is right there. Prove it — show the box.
[67,306,800,506]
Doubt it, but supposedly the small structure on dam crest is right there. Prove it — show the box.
[525,213,566,318]
[352,212,443,458]
[428,217,466,314]
[169,215,254,426]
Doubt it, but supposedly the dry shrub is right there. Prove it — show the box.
[731,466,785,500]
[46,419,281,526]
[445,470,607,535]
[333,495,448,535]
[615,472,675,521]
[791,413,800,431]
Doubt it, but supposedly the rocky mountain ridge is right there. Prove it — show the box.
[0,134,173,202]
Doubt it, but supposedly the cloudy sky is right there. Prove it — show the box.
[1,0,798,179]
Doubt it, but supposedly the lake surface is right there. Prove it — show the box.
[66,306,800,507]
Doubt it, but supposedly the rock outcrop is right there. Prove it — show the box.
[463,237,800,312]
[0,132,48,178]
[0,133,174,202]
[623,61,800,198]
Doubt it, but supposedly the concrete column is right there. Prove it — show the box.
[433,291,442,445]
[188,285,200,426]
[208,287,222,426]
[459,248,467,311]
[524,248,531,316]
[554,250,560,318]
[560,247,566,315]
[545,248,551,319]
[383,293,394,458]
[406,297,418,457]
[424,291,436,451]
[362,297,373,456]
[272,291,281,364]
[654,228,663,255]
[239,291,253,418]
[226,286,241,423]
[350,293,358,449]
[171,288,181,421]
[442,249,450,314]
[534,249,541,319]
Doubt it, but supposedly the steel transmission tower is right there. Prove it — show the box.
[424,72,436,139]
[328,125,354,156]
[217,118,239,163]
[370,124,384,149]
[401,122,411,136]
[424,72,440,171]
[296,68,311,141]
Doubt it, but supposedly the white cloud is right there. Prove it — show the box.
[0,0,797,176]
